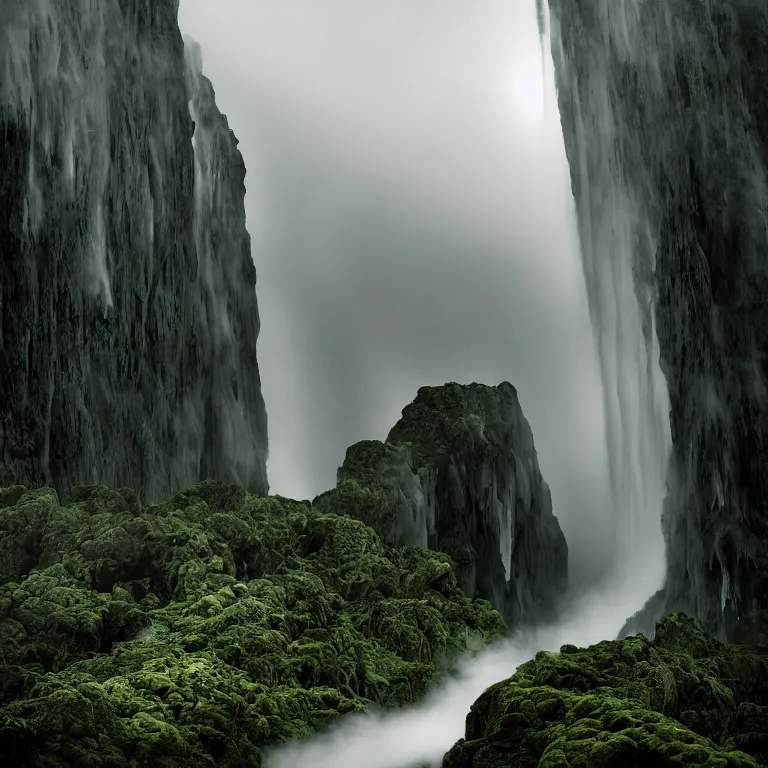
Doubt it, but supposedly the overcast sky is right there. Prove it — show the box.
[178,0,615,586]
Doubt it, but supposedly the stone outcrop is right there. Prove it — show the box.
[545,0,768,641]
[443,613,768,767]
[314,382,568,628]
[0,1,268,503]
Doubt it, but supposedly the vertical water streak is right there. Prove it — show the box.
[540,0,672,591]
[0,1,269,500]
[2,0,115,311]
[545,0,768,639]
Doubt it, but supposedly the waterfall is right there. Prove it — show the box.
[545,0,768,639]
[541,0,672,596]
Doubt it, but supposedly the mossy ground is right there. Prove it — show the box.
[0,481,506,767]
[443,613,768,767]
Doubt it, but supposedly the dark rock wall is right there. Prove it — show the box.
[0,0,268,502]
[315,382,568,629]
[545,0,768,640]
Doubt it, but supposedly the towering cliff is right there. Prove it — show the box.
[315,382,569,628]
[0,1,268,502]
[545,0,768,641]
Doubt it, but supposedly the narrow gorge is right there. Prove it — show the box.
[0,1,766,767]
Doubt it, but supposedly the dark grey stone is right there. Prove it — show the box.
[0,1,268,502]
[315,382,568,628]
[546,0,768,641]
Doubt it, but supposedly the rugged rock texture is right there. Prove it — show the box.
[314,382,568,629]
[443,613,768,768]
[0,1,268,503]
[546,0,768,641]
[0,481,505,767]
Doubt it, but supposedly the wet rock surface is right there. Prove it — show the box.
[0,0,268,502]
[547,0,768,641]
[314,382,568,629]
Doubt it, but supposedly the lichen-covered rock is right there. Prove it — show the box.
[0,0,268,503]
[442,613,768,768]
[0,480,505,766]
[314,382,568,630]
[546,0,768,641]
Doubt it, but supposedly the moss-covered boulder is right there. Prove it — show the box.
[442,613,768,767]
[314,382,568,630]
[0,480,506,766]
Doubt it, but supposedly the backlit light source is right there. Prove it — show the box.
[515,60,545,122]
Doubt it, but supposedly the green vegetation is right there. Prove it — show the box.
[443,613,768,767]
[2,481,766,767]
[0,481,505,767]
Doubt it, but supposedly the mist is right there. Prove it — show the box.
[263,568,649,768]
[178,0,620,589]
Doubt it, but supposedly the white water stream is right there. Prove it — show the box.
[264,567,659,768]
[1,0,677,761]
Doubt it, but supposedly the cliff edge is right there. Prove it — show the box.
[0,1,268,502]
[546,0,768,642]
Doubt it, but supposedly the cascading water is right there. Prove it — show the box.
[1,0,115,312]
[262,1,673,765]
[548,0,768,640]
[543,0,672,599]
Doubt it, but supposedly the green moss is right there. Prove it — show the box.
[443,613,768,768]
[0,480,506,766]
[312,478,397,543]
[7,482,764,767]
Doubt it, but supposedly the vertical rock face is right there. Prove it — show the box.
[545,0,768,640]
[0,0,268,502]
[314,382,568,628]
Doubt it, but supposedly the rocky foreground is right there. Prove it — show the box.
[0,481,504,766]
[445,613,768,768]
[1,480,767,767]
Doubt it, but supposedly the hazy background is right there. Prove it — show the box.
[178,0,614,587]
